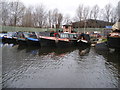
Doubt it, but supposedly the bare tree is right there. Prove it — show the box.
[63,14,71,24]
[22,6,33,27]
[0,0,2,25]
[1,1,9,26]
[51,8,63,28]
[110,7,118,23]
[92,5,99,20]
[76,4,84,21]
[103,3,112,22]
[118,1,120,20]
[57,13,63,28]
[88,9,93,19]
[33,4,47,28]
[8,1,25,26]
[47,10,52,28]
[83,6,90,20]
[52,8,59,27]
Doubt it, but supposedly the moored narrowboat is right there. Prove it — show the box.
[26,32,40,46]
[107,20,120,49]
[39,24,90,47]
[17,32,28,45]
[39,32,90,47]
[2,32,17,44]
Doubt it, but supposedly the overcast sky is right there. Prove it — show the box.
[20,0,119,17]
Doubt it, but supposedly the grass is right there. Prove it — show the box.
[0,25,105,33]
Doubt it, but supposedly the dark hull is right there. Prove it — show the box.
[40,38,77,47]
[2,38,17,44]
[17,39,27,45]
[27,39,40,46]
[107,36,120,49]
[77,41,91,47]
[40,38,56,47]
[56,40,77,47]
[40,37,91,47]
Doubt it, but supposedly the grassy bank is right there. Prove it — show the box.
[0,25,105,33]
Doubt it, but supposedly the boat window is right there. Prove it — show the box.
[60,33,69,38]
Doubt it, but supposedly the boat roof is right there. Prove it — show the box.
[112,20,120,31]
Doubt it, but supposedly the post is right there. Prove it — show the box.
[84,20,86,33]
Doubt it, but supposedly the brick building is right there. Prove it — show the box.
[72,19,114,28]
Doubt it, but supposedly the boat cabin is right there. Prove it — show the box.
[63,25,72,33]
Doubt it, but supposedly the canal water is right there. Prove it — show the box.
[1,43,120,88]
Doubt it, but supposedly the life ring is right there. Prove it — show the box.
[54,33,60,38]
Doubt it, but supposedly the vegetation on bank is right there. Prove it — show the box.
[0,25,105,33]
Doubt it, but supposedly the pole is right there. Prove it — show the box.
[84,20,86,33]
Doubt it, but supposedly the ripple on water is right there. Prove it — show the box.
[1,44,120,88]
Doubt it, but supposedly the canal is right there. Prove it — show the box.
[1,43,120,88]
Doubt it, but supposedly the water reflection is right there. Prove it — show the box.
[1,43,120,88]
[96,50,120,77]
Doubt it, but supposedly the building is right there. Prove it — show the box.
[72,19,114,28]
[63,24,72,33]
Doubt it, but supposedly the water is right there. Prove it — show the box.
[1,43,120,88]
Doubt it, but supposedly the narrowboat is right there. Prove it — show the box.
[26,32,40,46]
[0,33,7,42]
[39,32,90,47]
[107,20,120,49]
[17,32,28,45]
[39,24,90,47]
[2,32,17,44]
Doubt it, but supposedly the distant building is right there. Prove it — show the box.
[72,19,114,28]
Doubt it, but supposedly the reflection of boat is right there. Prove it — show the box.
[17,44,27,51]
[38,47,77,56]
[78,46,90,56]
[38,45,90,57]
[107,20,120,49]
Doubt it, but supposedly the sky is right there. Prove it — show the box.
[19,0,120,17]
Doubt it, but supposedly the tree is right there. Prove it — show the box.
[118,1,120,20]
[76,4,84,21]
[1,1,9,25]
[83,6,90,20]
[110,7,118,23]
[57,13,63,28]
[47,10,52,28]
[92,5,99,20]
[51,8,63,28]
[8,1,25,26]
[33,4,47,28]
[63,14,71,25]
[88,8,93,19]
[22,6,33,27]
[103,3,112,22]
